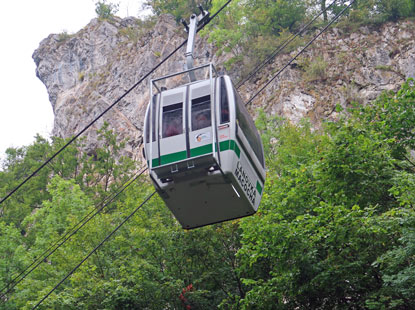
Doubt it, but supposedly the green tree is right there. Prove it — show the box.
[367,209,415,309]
[245,0,307,35]
[95,0,119,20]
[145,0,210,22]
[234,80,415,308]
[0,122,138,308]
[4,77,415,309]
[0,135,53,229]
[358,79,415,160]
[374,0,414,21]
[0,222,24,301]
[321,0,327,21]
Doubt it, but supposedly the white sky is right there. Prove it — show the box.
[0,0,150,161]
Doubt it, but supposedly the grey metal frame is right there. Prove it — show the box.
[185,14,198,82]
[148,63,220,169]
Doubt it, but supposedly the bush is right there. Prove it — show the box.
[95,0,119,20]
[375,0,414,22]
[57,30,71,43]
[303,56,328,81]
[145,0,208,22]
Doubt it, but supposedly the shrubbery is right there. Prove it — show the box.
[145,0,415,74]
[2,81,415,308]
[95,0,119,20]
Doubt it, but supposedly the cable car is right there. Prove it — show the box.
[143,10,265,229]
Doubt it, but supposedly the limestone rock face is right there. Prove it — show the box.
[33,16,415,158]
[33,15,216,158]
[240,20,415,125]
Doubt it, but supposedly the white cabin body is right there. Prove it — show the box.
[144,66,265,229]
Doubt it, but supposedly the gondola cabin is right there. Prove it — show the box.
[144,64,265,229]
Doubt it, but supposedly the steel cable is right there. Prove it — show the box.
[0,167,147,301]
[3,0,234,306]
[246,0,355,106]
[236,0,338,89]
[0,0,234,207]
[31,191,156,310]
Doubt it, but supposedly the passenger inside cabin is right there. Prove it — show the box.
[165,119,181,137]
[221,107,229,123]
[195,112,210,129]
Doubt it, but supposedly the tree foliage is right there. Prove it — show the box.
[1,81,415,308]
[144,0,415,73]
[236,79,415,309]
[95,0,119,20]
[144,0,211,22]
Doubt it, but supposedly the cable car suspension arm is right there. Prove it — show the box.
[182,5,210,82]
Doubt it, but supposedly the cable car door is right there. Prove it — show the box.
[188,81,214,158]
[159,87,187,166]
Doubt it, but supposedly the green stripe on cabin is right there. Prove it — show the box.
[150,159,160,168]
[190,144,213,157]
[160,151,187,165]
[230,140,241,158]
[154,140,241,166]
[219,140,231,151]
[256,181,263,195]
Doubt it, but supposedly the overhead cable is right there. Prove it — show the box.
[236,0,338,89]
[1,0,233,207]
[0,168,147,301]
[7,1,234,307]
[0,0,233,207]
[0,37,184,206]
[246,0,355,106]
[31,191,156,310]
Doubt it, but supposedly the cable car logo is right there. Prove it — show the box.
[195,132,211,143]
[234,161,256,204]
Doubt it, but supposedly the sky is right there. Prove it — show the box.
[0,0,151,161]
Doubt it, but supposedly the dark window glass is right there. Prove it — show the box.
[191,95,211,131]
[145,106,150,143]
[145,96,157,142]
[220,78,230,124]
[162,102,183,138]
[151,97,157,142]
[234,87,265,168]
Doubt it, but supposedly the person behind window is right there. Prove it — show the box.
[221,107,229,123]
[165,119,181,137]
[195,112,210,130]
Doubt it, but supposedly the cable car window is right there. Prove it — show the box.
[162,102,183,138]
[146,96,157,142]
[145,108,150,143]
[234,88,265,168]
[191,95,211,131]
[220,78,230,124]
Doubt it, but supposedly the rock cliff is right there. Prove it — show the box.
[33,15,415,159]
